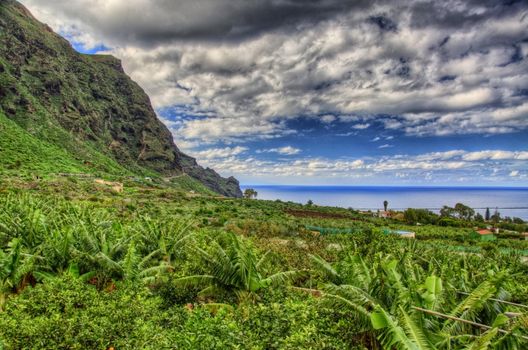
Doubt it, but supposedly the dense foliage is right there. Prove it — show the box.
[0,178,527,349]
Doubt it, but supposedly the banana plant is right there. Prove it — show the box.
[312,252,523,349]
[0,238,34,310]
[69,217,132,285]
[174,232,301,302]
[120,241,172,285]
[134,216,194,266]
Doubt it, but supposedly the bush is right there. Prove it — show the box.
[0,276,185,349]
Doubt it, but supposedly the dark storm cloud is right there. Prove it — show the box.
[20,0,528,142]
[22,0,377,44]
[369,15,398,32]
[23,0,527,45]
[408,0,526,29]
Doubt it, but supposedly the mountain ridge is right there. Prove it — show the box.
[0,0,242,197]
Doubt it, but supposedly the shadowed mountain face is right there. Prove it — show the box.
[0,0,242,197]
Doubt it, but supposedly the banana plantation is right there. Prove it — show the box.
[0,179,527,349]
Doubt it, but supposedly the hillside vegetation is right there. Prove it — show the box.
[0,0,241,197]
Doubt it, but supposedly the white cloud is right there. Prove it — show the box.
[18,0,528,143]
[176,116,293,143]
[352,123,371,130]
[336,131,358,137]
[462,150,528,161]
[320,114,337,124]
[187,147,528,184]
[415,150,466,161]
[190,146,248,159]
[257,146,301,155]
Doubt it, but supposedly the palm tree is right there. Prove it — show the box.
[174,233,300,302]
[35,228,75,277]
[0,194,51,250]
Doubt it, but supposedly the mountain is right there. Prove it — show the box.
[0,0,242,197]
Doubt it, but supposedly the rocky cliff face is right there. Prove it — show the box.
[0,0,242,197]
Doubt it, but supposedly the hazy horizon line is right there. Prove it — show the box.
[241,184,528,189]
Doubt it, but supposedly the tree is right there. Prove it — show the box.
[307,199,314,206]
[71,224,133,287]
[313,254,513,350]
[315,255,438,349]
[383,200,388,211]
[440,205,455,218]
[485,207,490,221]
[243,188,258,199]
[512,217,524,224]
[474,213,484,222]
[453,203,474,221]
[120,241,172,285]
[403,208,436,224]
[491,208,500,224]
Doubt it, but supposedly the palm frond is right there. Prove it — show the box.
[173,274,216,289]
[400,306,433,350]
[443,280,496,335]
[323,283,379,309]
[464,328,498,350]
[370,306,418,350]
[261,270,301,288]
[310,254,341,284]
[138,264,173,279]
[256,250,272,270]
[323,292,371,321]
[350,254,373,290]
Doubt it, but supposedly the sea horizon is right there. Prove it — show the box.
[243,185,528,189]
[241,185,528,220]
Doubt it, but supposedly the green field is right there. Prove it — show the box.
[0,177,527,349]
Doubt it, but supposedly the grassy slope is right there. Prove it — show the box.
[169,174,218,196]
[0,2,242,196]
[0,5,150,178]
[0,109,142,178]
[0,110,86,176]
[0,108,215,196]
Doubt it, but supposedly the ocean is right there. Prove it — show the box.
[241,186,528,220]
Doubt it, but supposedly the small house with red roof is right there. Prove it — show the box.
[470,228,497,242]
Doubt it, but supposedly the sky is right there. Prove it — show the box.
[20,0,528,186]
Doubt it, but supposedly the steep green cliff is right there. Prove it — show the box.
[0,0,242,197]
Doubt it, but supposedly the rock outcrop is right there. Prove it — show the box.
[0,1,242,197]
